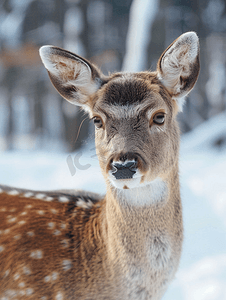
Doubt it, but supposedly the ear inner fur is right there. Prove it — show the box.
[157,32,200,111]
[39,46,106,106]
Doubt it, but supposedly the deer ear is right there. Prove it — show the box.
[157,32,200,111]
[39,46,104,107]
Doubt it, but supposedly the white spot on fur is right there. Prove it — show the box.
[25,205,32,209]
[55,291,63,300]
[4,290,17,298]
[52,272,58,281]
[14,234,21,240]
[45,271,58,282]
[7,217,17,223]
[23,266,31,275]
[48,222,55,229]
[7,190,19,196]
[14,273,20,280]
[9,208,16,212]
[35,193,46,199]
[0,245,5,252]
[60,223,66,230]
[50,208,58,214]
[18,282,25,288]
[76,198,93,209]
[62,259,72,271]
[26,288,33,295]
[53,230,61,236]
[27,231,35,237]
[45,196,54,201]
[44,275,51,282]
[30,250,43,259]
[0,207,6,212]
[18,220,26,226]
[4,269,10,277]
[24,192,34,198]
[19,290,26,296]
[61,239,69,248]
[37,210,45,215]
[58,196,69,203]
[20,210,27,215]
[4,229,10,234]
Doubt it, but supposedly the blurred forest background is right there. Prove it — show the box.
[0,0,226,152]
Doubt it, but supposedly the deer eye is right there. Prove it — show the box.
[153,113,165,125]
[93,117,103,129]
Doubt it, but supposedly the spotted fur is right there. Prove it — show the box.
[0,32,200,300]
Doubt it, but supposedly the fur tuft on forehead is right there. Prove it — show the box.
[102,75,150,106]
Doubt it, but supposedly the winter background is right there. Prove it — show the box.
[0,0,226,299]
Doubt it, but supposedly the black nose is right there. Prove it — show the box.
[111,161,137,180]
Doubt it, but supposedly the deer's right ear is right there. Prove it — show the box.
[39,46,104,107]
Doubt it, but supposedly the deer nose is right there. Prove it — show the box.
[111,160,137,180]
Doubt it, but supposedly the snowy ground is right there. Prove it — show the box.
[0,112,226,300]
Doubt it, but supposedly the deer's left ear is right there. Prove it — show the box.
[157,32,200,111]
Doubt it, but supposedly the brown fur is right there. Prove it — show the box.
[0,32,200,299]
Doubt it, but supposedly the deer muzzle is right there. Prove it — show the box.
[111,161,137,180]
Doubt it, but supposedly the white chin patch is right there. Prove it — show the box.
[109,177,143,190]
[109,176,168,206]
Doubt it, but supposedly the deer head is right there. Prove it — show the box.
[39,32,199,199]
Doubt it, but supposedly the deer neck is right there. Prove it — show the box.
[103,167,182,266]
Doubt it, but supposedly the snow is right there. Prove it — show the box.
[0,115,226,299]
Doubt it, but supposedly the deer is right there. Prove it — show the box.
[0,32,200,300]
